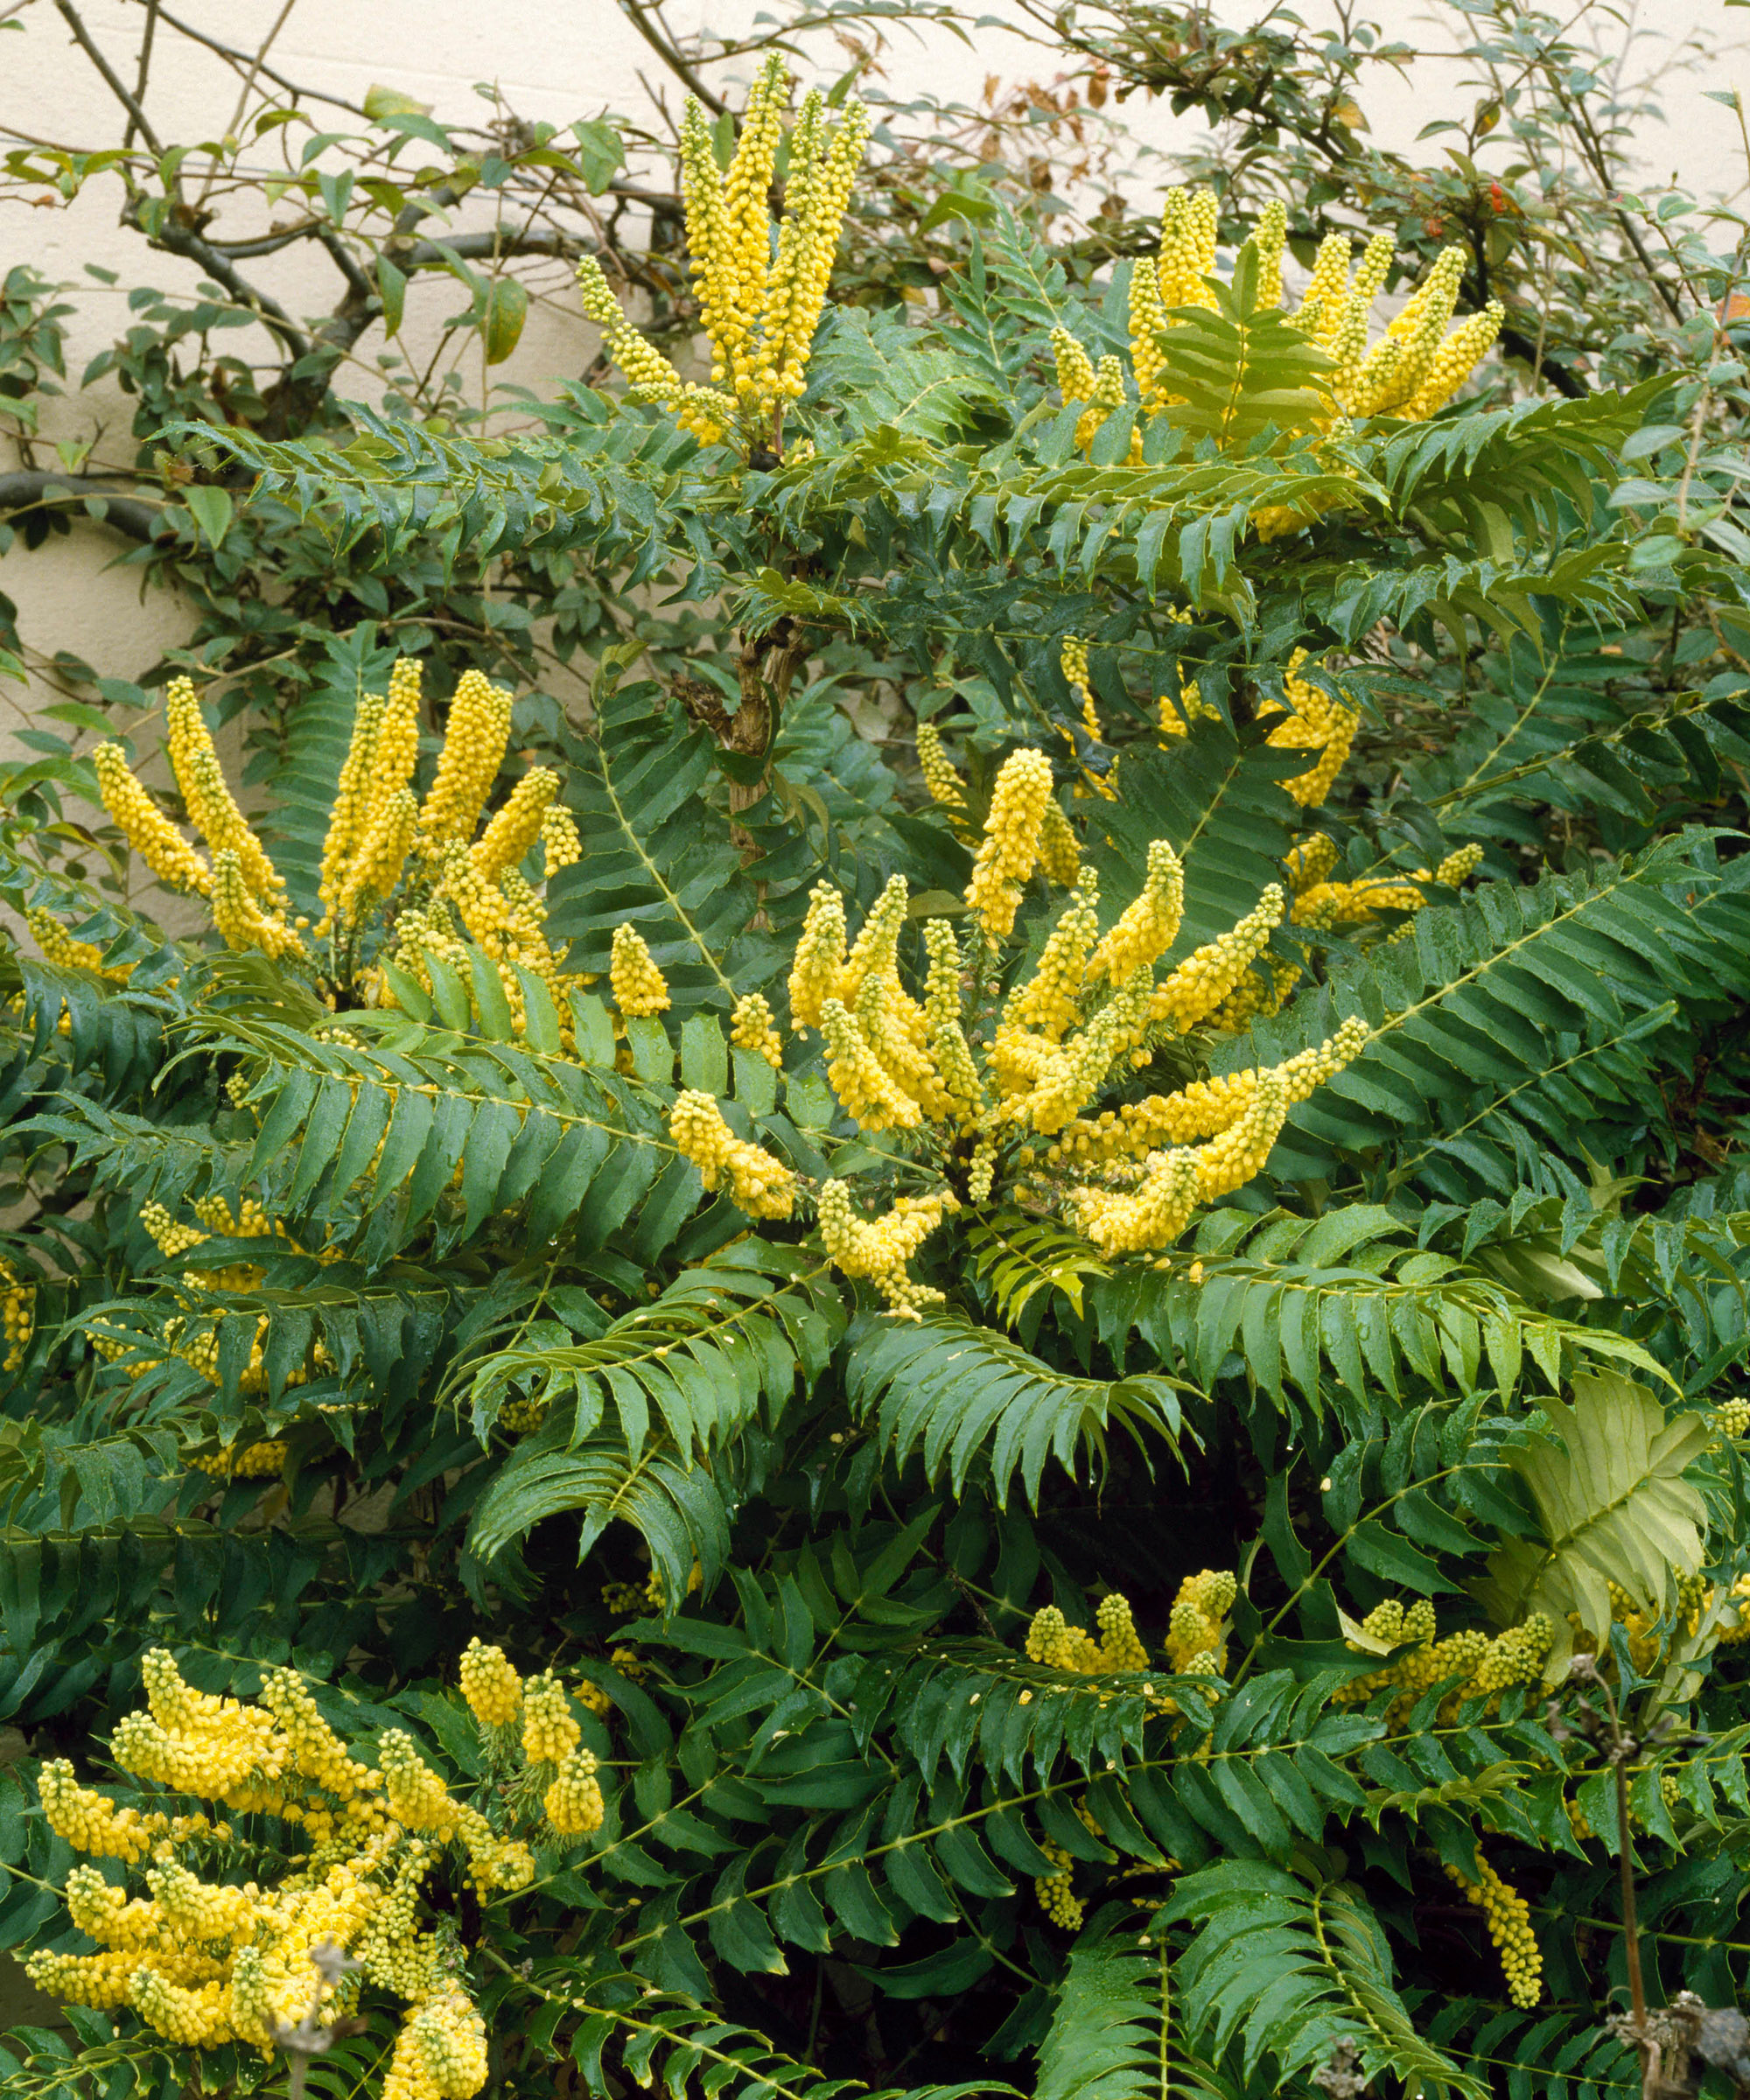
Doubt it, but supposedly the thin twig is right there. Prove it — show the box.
[617,0,729,116]
[52,0,164,158]
[194,0,300,211]
[122,0,159,152]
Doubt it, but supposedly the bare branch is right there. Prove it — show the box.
[123,0,160,152]
[0,471,164,542]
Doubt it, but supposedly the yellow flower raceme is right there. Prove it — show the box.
[966,747,1056,939]
[472,765,559,885]
[818,1180,955,1319]
[917,720,969,816]
[1446,1858,1542,2007]
[670,1090,797,1218]
[730,991,784,1068]
[93,744,213,896]
[164,677,286,908]
[593,59,868,440]
[610,923,670,1018]
[417,669,512,854]
[458,1639,522,1728]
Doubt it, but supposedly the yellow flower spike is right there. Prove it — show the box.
[458,1638,522,1727]
[378,1729,462,1838]
[609,923,670,1018]
[1445,1858,1542,2007]
[1401,300,1506,418]
[917,720,969,814]
[922,920,985,1115]
[164,678,286,908]
[38,1760,163,1863]
[210,850,309,964]
[1154,185,1220,313]
[670,1090,796,1218]
[1002,871,1100,1050]
[820,996,921,1132]
[544,1744,606,1838]
[336,788,417,930]
[1037,797,1082,887]
[417,669,513,854]
[840,873,910,1008]
[522,1671,581,1767]
[93,743,212,896]
[1127,252,1168,412]
[1095,1592,1150,1670]
[1148,884,1284,1033]
[472,766,559,885]
[966,746,1054,939]
[25,906,129,982]
[788,879,850,1031]
[731,990,784,1068]
[1285,832,1340,894]
[817,1179,952,1318]
[318,690,384,922]
[1074,354,1126,452]
[1434,841,1484,886]
[258,1668,374,1798]
[767,94,871,408]
[1018,967,1155,1135]
[1086,839,1184,987]
[1325,232,1394,402]
[1051,326,1096,407]
[718,56,788,400]
[541,802,581,874]
[1296,229,1356,346]
[578,254,736,442]
[1253,197,1288,310]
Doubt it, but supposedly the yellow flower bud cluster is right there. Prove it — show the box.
[818,1180,954,1319]
[543,1746,606,1837]
[25,904,131,983]
[610,923,671,1018]
[578,255,737,444]
[1148,886,1284,1034]
[94,688,303,962]
[730,991,784,1069]
[1042,1018,1368,1175]
[917,720,970,821]
[472,766,558,886]
[585,57,868,444]
[966,748,1060,939]
[669,1090,796,1218]
[458,1639,523,1728]
[0,1259,33,1372]
[1445,1858,1541,2007]
[188,1439,288,1480]
[522,1672,582,1767]
[1166,1569,1236,1676]
[415,669,512,857]
[1256,650,1359,809]
[1035,1839,1084,1928]
[1129,186,1221,413]
[1024,1592,1151,1675]
[27,1642,617,2086]
[542,802,581,874]
[1334,1601,1554,1725]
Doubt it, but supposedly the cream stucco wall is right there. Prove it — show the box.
[0,0,1744,730]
